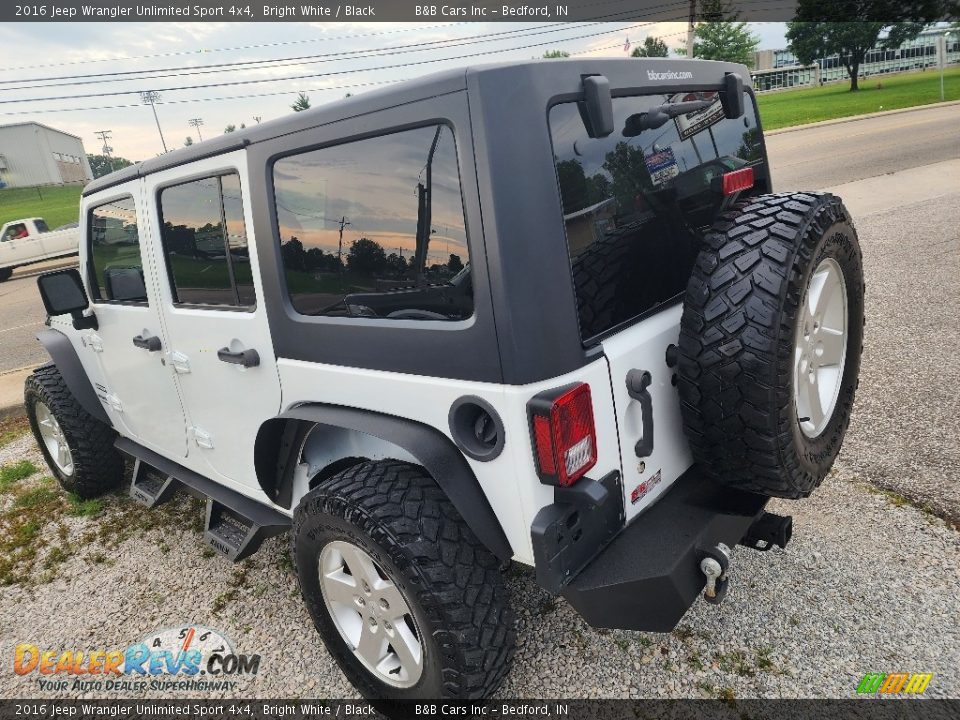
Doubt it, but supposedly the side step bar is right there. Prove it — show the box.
[116,437,291,562]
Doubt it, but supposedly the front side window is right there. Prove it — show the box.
[273,124,472,321]
[550,90,764,341]
[88,196,146,303]
[158,172,254,308]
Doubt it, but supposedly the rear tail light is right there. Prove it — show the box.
[722,166,754,195]
[528,383,598,487]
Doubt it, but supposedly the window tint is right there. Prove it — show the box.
[4,223,27,241]
[88,196,146,303]
[34,219,49,233]
[273,124,472,321]
[158,173,254,308]
[550,91,764,341]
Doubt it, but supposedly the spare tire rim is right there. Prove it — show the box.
[318,540,424,688]
[35,401,74,476]
[794,257,848,438]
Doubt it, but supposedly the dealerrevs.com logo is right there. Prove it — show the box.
[13,626,261,693]
[647,70,694,81]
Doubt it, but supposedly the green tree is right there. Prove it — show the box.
[689,0,759,67]
[223,124,236,134]
[184,136,193,146]
[447,253,464,273]
[542,50,570,59]
[631,35,669,57]
[347,237,387,276]
[86,154,134,179]
[291,91,312,112]
[786,1,941,91]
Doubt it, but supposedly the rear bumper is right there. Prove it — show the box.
[559,466,768,633]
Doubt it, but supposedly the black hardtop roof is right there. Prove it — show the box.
[82,57,749,197]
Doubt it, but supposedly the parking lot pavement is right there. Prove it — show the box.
[1,430,957,700]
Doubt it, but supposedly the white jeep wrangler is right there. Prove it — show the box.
[26,59,863,701]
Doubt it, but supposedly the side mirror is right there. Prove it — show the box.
[719,72,745,119]
[578,75,614,139]
[37,268,97,330]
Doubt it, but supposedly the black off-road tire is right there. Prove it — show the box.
[0,267,13,282]
[24,364,124,498]
[292,460,515,701]
[678,192,864,499]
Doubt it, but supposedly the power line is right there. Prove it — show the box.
[0,20,631,89]
[0,22,661,106]
[0,22,471,73]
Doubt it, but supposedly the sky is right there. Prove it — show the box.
[0,21,787,162]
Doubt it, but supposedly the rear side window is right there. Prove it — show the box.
[88,196,147,303]
[550,91,764,341]
[158,172,255,308]
[34,219,49,233]
[272,124,472,321]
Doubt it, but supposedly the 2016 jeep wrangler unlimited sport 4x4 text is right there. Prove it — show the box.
[26,58,863,701]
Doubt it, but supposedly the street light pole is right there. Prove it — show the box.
[140,91,168,154]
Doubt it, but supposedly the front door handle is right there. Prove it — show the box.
[217,347,260,368]
[132,334,162,352]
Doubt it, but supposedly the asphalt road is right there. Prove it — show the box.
[0,103,957,374]
[766,102,960,191]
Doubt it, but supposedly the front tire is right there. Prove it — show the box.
[292,460,515,700]
[24,365,124,498]
[678,192,864,499]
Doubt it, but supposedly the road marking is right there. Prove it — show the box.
[0,323,42,335]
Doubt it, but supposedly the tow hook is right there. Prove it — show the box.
[699,543,731,605]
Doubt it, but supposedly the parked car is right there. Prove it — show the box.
[27,58,864,703]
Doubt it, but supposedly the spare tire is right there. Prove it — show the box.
[677,192,864,499]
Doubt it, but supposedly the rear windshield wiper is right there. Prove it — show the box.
[623,99,714,135]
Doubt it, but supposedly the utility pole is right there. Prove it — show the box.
[686,0,696,58]
[188,117,204,142]
[94,130,114,172]
[336,216,351,270]
[140,91,168,154]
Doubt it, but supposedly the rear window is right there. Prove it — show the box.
[550,90,764,341]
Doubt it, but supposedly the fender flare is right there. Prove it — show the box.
[255,404,513,562]
[36,328,111,426]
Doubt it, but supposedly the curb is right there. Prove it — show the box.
[0,365,37,421]
[765,99,960,136]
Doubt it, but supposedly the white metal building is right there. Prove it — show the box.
[0,122,94,188]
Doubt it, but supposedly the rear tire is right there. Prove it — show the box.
[292,460,515,701]
[0,267,12,282]
[678,192,864,499]
[24,365,124,498]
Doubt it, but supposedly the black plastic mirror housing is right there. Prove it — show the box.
[37,268,97,330]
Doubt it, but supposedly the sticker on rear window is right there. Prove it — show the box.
[644,150,679,188]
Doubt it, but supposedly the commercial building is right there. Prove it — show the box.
[0,122,94,188]
[751,27,960,92]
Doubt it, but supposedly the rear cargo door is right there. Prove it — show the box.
[601,308,693,521]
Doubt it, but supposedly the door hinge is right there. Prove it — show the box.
[105,393,123,412]
[189,426,214,449]
[169,350,191,374]
[86,334,104,353]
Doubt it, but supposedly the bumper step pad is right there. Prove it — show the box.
[129,459,180,508]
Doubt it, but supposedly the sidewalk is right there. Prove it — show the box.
[0,366,34,420]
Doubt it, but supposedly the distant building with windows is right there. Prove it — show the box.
[751,27,960,92]
[0,122,94,188]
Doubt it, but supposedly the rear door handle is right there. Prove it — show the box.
[217,347,260,368]
[132,334,162,352]
[625,369,654,458]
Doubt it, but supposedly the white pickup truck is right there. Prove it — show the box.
[0,217,79,281]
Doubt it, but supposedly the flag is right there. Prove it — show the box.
[623,37,631,53]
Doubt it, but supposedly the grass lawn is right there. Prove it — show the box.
[0,184,82,229]
[756,67,960,130]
